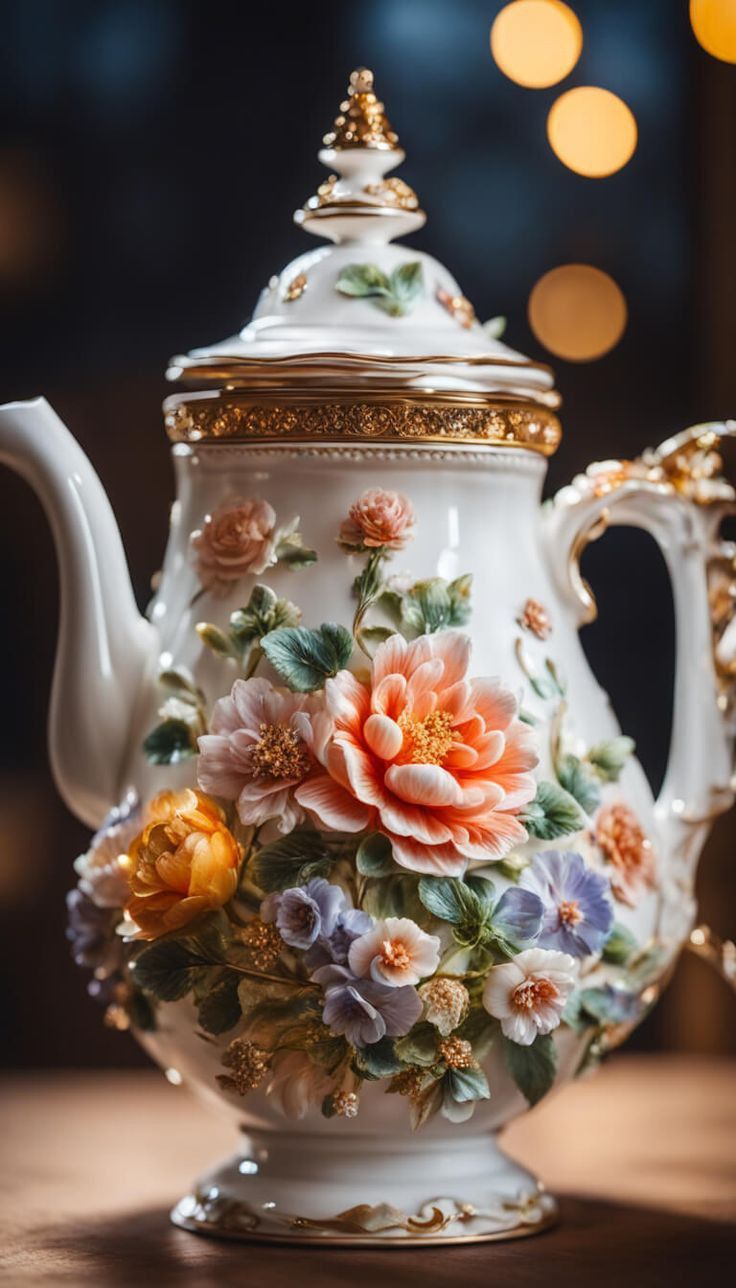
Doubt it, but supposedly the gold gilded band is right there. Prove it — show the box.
[164,392,562,454]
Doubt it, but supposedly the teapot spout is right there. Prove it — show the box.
[0,398,158,827]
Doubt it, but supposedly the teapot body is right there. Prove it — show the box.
[108,437,683,1241]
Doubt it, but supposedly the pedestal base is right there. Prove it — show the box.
[170,1128,558,1246]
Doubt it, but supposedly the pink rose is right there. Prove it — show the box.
[338,488,416,552]
[192,497,276,594]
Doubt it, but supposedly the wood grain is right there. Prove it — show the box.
[1,1055,734,1285]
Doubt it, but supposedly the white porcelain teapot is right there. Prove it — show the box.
[1,69,735,1246]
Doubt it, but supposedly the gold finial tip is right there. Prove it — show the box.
[349,68,374,94]
[323,67,400,151]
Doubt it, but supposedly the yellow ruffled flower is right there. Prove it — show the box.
[123,789,240,939]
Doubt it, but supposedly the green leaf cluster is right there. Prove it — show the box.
[197,584,301,669]
[262,623,353,691]
[520,780,585,840]
[131,913,232,1002]
[142,669,206,765]
[248,828,337,893]
[417,875,527,954]
[383,575,473,637]
[555,737,635,815]
[143,718,198,765]
[336,261,424,317]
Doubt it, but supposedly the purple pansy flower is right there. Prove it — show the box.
[65,889,122,975]
[305,907,375,969]
[261,878,346,951]
[312,964,422,1048]
[520,850,613,957]
[491,886,544,945]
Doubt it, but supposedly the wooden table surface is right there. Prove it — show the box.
[1,1055,734,1286]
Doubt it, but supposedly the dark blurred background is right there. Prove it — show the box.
[0,0,734,1068]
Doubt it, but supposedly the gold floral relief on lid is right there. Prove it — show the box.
[323,68,400,151]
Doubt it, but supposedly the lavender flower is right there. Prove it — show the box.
[261,878,346,951]
[305,907,374,969]
[65,889,122,976]
[491,886,544,946]
[313,964,422,1048]
[520,850,613,957]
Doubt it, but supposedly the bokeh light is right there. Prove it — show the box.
[490,0,582,88]
[528,264,627,361]
[547,86,637,177]
[690,0,736,63]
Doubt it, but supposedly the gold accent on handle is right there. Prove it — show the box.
[687,925,736,991]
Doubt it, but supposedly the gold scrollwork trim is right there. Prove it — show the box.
[165,396,562,454]
[171,1187,557,1245]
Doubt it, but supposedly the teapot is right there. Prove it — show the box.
[1,68,735,1246]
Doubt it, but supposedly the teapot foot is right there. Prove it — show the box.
[170,1128,558,1246]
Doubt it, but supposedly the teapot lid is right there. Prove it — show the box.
[165,69,561,454]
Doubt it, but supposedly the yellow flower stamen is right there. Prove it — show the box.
[512,978,559,1012]
[559,899,583,927]
[249,722,312,782]
[380,939,412,971]
[398,710,455,766]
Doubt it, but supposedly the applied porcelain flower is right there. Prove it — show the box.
[265,1050,336,1120]
[197,677,328,834]
[520,850,613,957]
[595,802,657,907]
[313,963,423,1047]
[192,496,277,593]
[297,630,538,875]
[123,789,240,939]
[482,947,577,1046]
[348,916,441,986]
[261,878,346,951]
[74,789,141,909]
[338,487,416,552]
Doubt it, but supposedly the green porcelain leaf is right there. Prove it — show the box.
[503,1032,557,1106]
[556,754,601,815]
[587,735,636,782]
[132,914,230,1002]
[445,1065,490,1103]
[249,829,334,893]
[602,922,639,966]
[418,876,481,926]
[196,969,242,1035]
[336,261,424,317]
[336,263,391,297]
[521,780,585,839]
[142,718,197,765]
[356,832,395,877]
[390,261,424,302]
[261,622,353,691]
[352,1037,404,1080]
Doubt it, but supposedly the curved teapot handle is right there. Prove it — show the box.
[545,422,736,872]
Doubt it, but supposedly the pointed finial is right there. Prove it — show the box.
[323,67,400,151]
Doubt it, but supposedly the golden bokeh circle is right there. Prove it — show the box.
[690,0,736,63]
[490,0,583,88]
[547,86,637,177]
[528,264,627,362]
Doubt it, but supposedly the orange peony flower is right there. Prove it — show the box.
[338,488,416,552]
[297,631,538,876]
[595,801,657,907]
[123,789,241,939]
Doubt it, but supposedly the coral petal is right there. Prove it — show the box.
[385,763,462,808]
[364,713,403,760]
